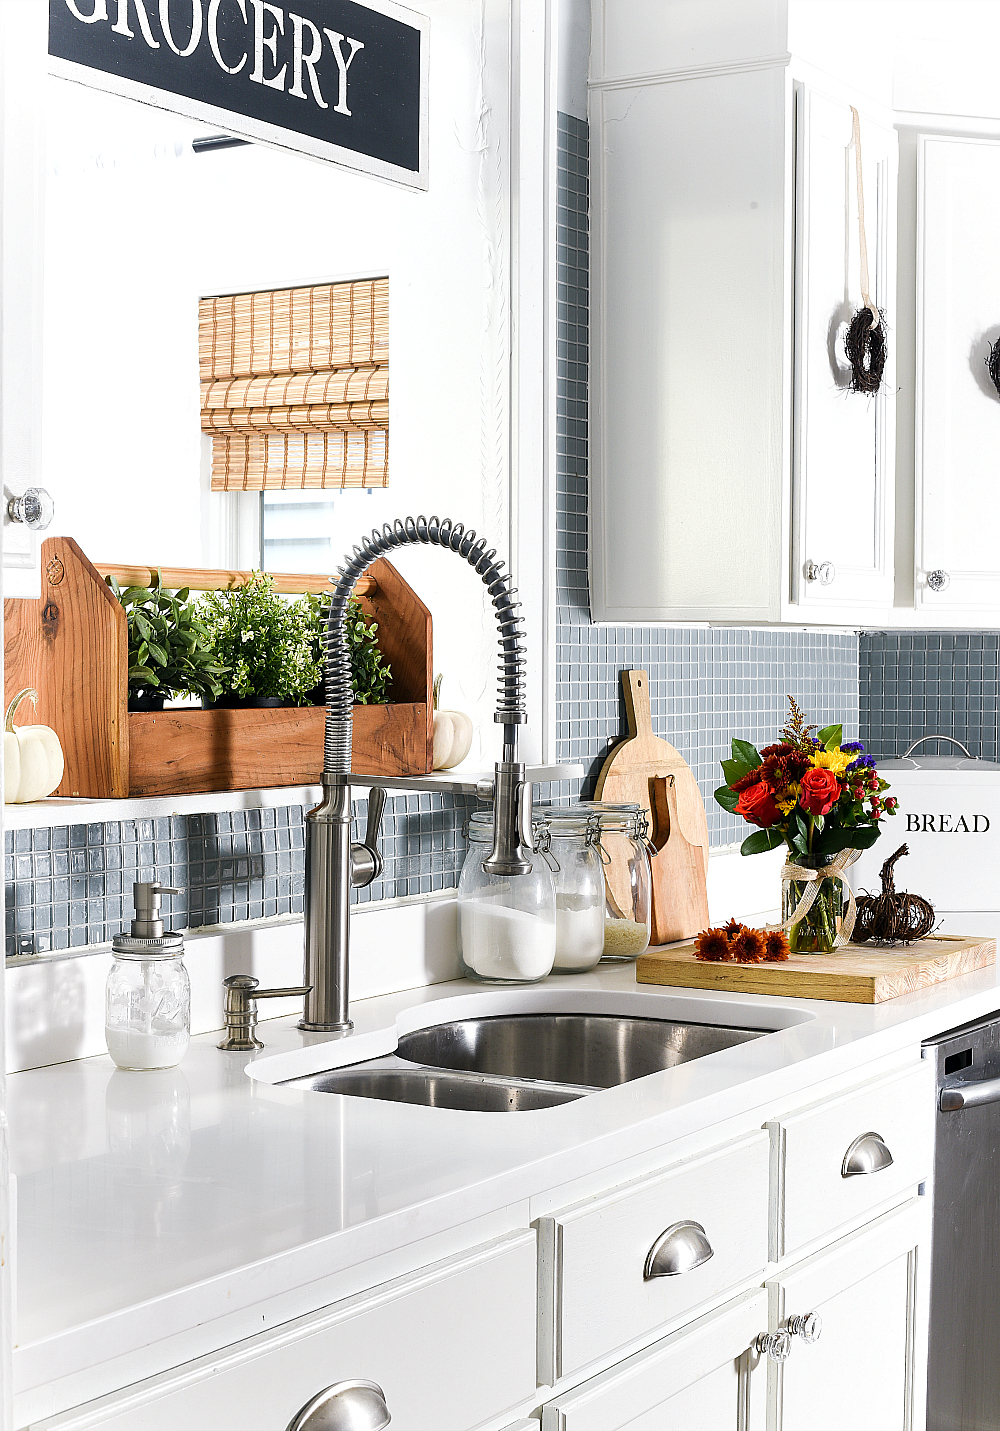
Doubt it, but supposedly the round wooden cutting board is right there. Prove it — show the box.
[595,670,710,945]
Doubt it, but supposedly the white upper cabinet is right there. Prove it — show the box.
[589,1,897,625]
[792,88,896,616]
[912,135,1000,619]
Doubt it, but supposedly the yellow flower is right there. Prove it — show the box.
[775,782,800,814]
[811,748,852,777]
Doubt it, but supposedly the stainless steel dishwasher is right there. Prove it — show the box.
[923,1013,1000,1431]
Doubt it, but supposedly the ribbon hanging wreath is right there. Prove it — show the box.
[845,108,887,395]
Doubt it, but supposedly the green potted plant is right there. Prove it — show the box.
[198,572,322,707]
[107,572,228,711]
[302,593,392,706]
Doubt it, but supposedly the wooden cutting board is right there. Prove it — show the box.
[594,670,710,944]
[635,935,996,1004]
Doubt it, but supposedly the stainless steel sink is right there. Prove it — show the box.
[280,1012,772,1112]
[396,1014,766,1089]
[286,1056,593,1111]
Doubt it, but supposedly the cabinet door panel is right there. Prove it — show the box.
[541,1290,767,1431]
[915,135,1000,615]
[767,1201,928,1431]
[792,85,896,613]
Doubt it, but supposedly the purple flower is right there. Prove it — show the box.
[847,755,876,774]
[841,741,865,754]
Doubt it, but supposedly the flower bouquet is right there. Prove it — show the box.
[714,698,897,953]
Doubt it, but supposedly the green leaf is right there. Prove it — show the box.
[732,739,762,769]
[146,641,168,667]
[721,758,754,785]
[812,824,881,855]
[817,723,843,751]
[714,784,740,813]
[128,665,157,684]
[741,828,786,856]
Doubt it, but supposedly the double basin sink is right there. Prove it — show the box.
[281,1012,772,1112]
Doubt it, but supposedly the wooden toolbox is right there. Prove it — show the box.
[635,935,996,1004]
[3,537,433,798]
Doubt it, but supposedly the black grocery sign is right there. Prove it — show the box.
[48,0,427,187]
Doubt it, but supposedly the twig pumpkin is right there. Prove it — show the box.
[853,844,936,945]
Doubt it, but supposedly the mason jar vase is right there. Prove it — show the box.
[783,855,845,954]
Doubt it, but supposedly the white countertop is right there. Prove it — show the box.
[11,954,1000,1409]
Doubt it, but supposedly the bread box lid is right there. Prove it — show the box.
[850,756,1000,912]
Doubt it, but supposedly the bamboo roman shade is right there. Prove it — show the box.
[199,277,388,491]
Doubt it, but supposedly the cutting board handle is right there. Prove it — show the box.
[623,669,653,742]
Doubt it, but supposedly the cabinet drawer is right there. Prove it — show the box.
[768,1062,934,1258]
[30,1233,537,1431]
[538,1132,769,1382]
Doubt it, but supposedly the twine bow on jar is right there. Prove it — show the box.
[779,847,863,948]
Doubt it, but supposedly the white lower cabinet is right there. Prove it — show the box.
[766,1201,928,1431]
[29,1064,932,1431]
[540,1290,768,1431]
[27,1232,537,1431]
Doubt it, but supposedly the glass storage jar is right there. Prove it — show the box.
[580,802,653,961]
[534,807,606,973]
[458,811,556,984]
[105,932,191,1071]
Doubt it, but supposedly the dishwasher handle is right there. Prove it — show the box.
[940,1077,1000,1111]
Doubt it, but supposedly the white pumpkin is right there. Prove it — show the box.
[432,674,473,771]
[4,689,64,803]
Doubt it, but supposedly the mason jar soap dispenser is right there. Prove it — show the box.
[106,881,190,1071]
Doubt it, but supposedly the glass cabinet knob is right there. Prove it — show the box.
[804,560,836,586]
[787,1311,823,1344]
[7,486,54,531]
[926,569,950,593]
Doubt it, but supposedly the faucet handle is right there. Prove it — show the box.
[364,786,386,852]
[350,787,386,889]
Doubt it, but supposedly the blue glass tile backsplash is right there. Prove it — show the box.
[860,631,1000,761]
[6,113,863,958]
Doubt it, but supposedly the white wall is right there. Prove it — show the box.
[41,0,519,766]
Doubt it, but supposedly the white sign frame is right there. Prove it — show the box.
[47,0,430,191]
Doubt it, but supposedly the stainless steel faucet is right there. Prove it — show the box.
[299,516,530,1034]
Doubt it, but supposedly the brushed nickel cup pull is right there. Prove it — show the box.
[787,1310,823,1344]
[804,560,836,585]
[841,1131,893,1177]
[755,1329,792,1362]
[643,1219,714,1280]
[285,1379,390,1431]
[926,568,951,593]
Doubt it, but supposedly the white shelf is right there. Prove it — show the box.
[3,765,585,830]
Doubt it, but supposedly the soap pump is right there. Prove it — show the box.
[105,881,191,1071]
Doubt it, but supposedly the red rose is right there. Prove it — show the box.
[735,781,780,827]
[798,767,841,817]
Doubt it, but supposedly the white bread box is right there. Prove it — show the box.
[849,750,1000,942]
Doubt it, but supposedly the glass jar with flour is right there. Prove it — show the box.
[533,807,606,973]
[580,803,653,961]
[458,812,556,984]
[106,882,190,1071]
